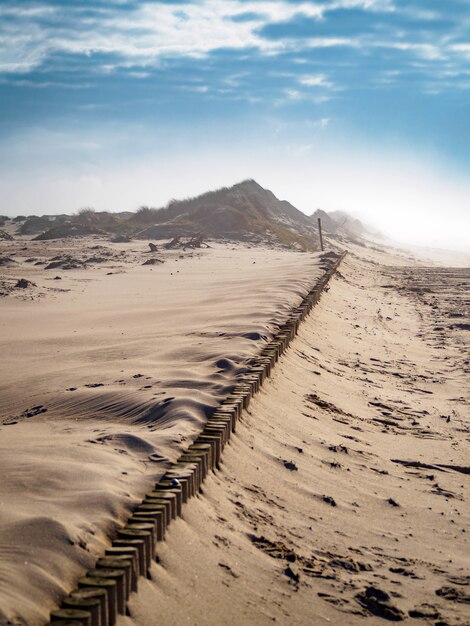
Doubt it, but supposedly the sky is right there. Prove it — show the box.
[0,0,469,249]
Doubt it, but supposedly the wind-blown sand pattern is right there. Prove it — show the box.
[0,236,469,626]
[0,237,325,625]
[117,245,468,626]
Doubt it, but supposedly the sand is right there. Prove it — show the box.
[117,243,469,626]
[0,234,469,626]
[0,236,324,626]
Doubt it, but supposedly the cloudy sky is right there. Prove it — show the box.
[0,0,469,248]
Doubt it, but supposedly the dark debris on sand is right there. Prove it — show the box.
[356,586,405,621]
[15,278,36,289]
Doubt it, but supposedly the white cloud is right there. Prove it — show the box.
[321,117,330,127]
[449,43,470,61]
[180,84,210,93]
[305,37,361,49]
[299,74,334,88]
[380,41,444,61]
[0,77,91,89]
[126,70,151,79]
[283,88,304,100]
[0,0,463,86]
[0,1,326,74]
[0,6,56,17]
[327,0,394,10]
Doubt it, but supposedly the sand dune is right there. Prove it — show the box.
[0,237,324,625]
[116,243,469,626]
[1,234,468,626]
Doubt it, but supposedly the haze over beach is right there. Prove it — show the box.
[0,2,469,626]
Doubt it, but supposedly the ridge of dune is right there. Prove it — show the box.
[0,231,468,626]
[0,239,328,626]
[4,179,373,249]
[116,242,469,626]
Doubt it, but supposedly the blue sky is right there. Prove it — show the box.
[0,0,469,248]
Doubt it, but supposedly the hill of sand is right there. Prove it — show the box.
[118,242,469,626]
[134,180,316,247]
[1,220,467,626]
[3,180,370,250]
[0,234,325,626]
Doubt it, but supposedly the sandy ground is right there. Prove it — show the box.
[0,236,324,626]
[116,243,469,626]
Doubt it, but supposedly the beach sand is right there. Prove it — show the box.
[118,243,469,626]
[0,236,323,625]
[0,236,468,625]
